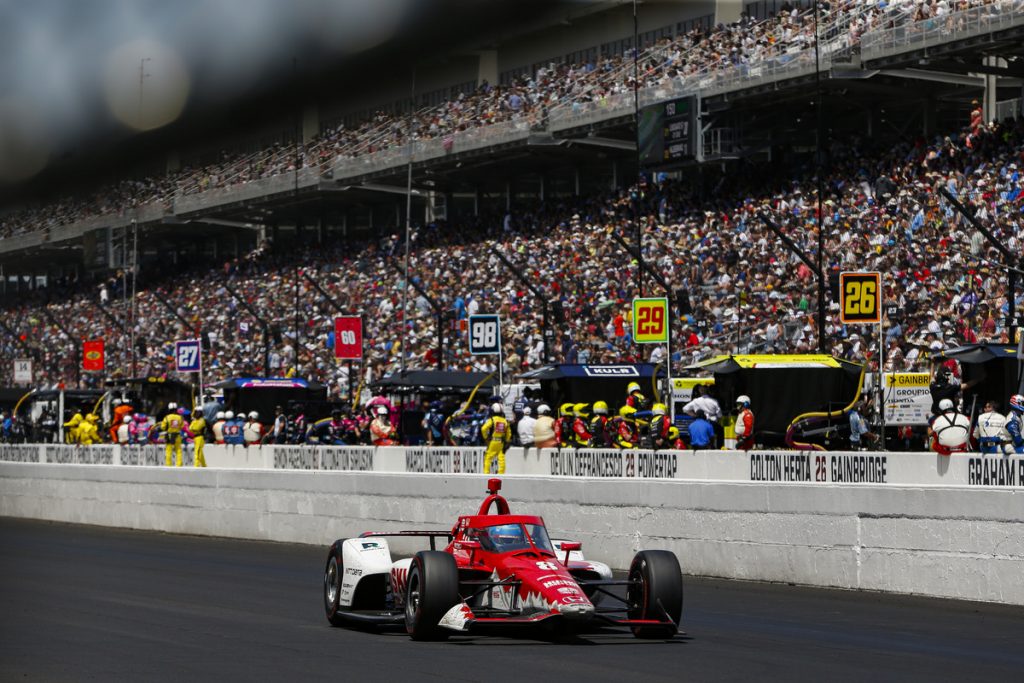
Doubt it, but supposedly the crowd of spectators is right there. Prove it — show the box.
[2,0,1012,240]
[2,109,1022,399]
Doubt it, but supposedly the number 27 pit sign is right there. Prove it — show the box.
[175,339,202,373]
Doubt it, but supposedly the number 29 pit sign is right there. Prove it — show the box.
[632,297,669,344]
[334,316,363,360]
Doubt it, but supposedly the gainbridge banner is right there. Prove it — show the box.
[82,339,105,371]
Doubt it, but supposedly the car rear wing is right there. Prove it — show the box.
[359,530,452,551]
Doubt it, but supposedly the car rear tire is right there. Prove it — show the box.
[627,549,682,639]
[324,543,347,626]
[404,551,460,641]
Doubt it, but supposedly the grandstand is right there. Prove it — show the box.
[2,0,1024,394]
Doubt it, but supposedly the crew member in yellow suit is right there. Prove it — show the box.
[63,412,84,444]
[77,414,102,445]
[189,408,208,468]
[160,403,185,467]
[480,402,511,474]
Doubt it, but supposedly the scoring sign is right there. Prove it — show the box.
[632,297,669,344]
[334,316,363,360]
[468,314,501,355]
[839,272,882,324]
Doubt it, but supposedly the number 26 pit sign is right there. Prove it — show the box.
[632,297,669,344]
[839,272,881,325]
[334,316,363,360]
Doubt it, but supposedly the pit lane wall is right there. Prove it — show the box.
[0,446,1021,606]
[2,443,1022,488]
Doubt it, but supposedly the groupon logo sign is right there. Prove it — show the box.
[582,366,639,377]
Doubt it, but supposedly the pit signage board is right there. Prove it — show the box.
[334,316,363,360]
[632,297,669,344]
[468,314,501,355]
[839,272,881,324]
[175,339,202,373]
[13,359,32,383]
[882,372,931,426]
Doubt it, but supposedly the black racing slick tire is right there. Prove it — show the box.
[324,542,347,626]
[627,549,683,639]
[404,551,460,641]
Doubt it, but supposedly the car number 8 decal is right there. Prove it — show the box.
[536,561,559,571]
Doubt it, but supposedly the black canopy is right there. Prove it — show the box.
[371,370,496,394]
[936,343,1023,411]
[520,364,666,411]
[935,343,1019,364]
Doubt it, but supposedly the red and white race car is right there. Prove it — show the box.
[323,478,683,640]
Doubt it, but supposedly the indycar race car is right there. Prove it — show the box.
[323,478,682,640]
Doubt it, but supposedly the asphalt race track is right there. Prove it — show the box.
[2,518,1023,682]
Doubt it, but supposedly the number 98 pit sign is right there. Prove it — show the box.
[468,314,501,355]
[632,297,669,344]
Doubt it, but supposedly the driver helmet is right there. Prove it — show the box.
[939,398,955,412]
[651,403,667,416]
[736,395,751,408]
[626,382,641,395]
[491,402,503,415]
[592,400,608,415]
[493,524,526,548]
[537,404,551,415]
[1010,394,1024,413]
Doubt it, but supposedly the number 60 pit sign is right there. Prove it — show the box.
[632,297,669,344]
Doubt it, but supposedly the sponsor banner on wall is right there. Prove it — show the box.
[548,449,679,479]
[43,445,116,466]
[120,445,165,467]
[0,445,42,463]
[272,445,374,471]
[404,447,484,474]
[3,443,1021,489]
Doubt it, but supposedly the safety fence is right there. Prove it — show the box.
[1,443,1020,488]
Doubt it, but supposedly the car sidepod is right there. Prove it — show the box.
[338,538,393,609]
